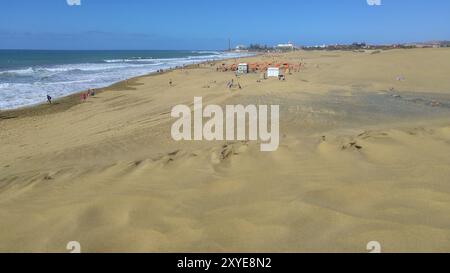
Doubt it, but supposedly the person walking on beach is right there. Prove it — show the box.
[227,79,234,89]
[46,95,52,104]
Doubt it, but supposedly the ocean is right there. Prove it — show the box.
[0,50,251,110]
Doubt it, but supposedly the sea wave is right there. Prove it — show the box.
[0,51,254,110]
[103,58,155,63]
[192,50,221,55]
[0,63,164,78]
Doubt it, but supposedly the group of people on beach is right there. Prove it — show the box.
[80,89,96,102]
[227,79,242,90]
[46,89,96,105]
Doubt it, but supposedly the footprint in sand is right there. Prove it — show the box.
[210,142,249,165]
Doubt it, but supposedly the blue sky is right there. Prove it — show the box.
[0,0,449,50]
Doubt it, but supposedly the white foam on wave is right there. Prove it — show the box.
[104,58,156,63]
[192,51,221,55]
[0,67,35,76]
[0,52,255,110]
[0,62,169,78]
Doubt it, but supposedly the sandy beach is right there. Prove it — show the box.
[1,48,450,252]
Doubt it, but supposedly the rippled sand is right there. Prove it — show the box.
[1,48,450,252]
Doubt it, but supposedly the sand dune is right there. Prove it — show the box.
[1,48,450,252]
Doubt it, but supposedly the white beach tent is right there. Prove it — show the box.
[267,67,280,77]
[238,63,248,74]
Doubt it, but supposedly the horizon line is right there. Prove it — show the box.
[1,39,450,51]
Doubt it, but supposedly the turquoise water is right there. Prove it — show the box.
[0,50,250,109]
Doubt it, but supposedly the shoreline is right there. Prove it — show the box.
[0,68,170,119]
[0,52,257,118]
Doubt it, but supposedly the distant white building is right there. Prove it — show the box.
[276,42,295,51]
[235,45,248,52]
